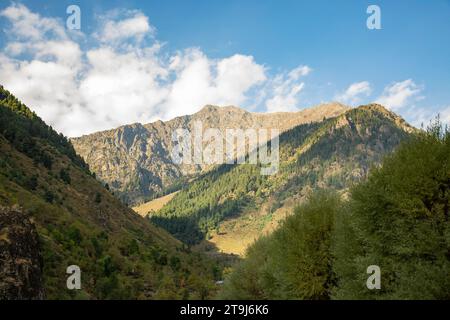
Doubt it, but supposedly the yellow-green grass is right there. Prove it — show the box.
[132,191,178,217]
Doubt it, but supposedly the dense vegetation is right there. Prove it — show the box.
[221,121,450,299]
[0,86,220,299]
[333,119,450,299]
[219,191,340,299]
[151,105,411,244]
[0,86,88,171]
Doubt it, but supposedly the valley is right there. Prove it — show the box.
[127,103,413,256]
[147,104,413,246]
[3,83,448,301]
[1,0,449,304]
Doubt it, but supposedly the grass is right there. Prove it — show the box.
[204,196,298,256]
[132,191,179,217]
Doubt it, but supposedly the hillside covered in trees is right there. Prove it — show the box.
[150,104,414,245]
[220,121,450,299]
[0,86,220,299]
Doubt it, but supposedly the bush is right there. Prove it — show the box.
[44,190,55,203]
[25,175,38,190]
[95,192,102,204]
[59,168,71,184]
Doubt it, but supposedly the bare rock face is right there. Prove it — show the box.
[0,206,44,300]
[71,103,350,205]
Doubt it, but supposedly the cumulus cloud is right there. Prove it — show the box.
[265,65,311,112]
[0,3,83,130]
[162,50,266,118]
[376,79,423,110]
[335,81,371,105]
[0,4,310,137]
[97,11,154,43]
[0,3,66,41]
[400,105,450,129]
[441,106,450,125]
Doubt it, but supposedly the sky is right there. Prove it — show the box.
[0,0,449,137]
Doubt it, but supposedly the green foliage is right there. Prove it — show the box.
[121,239,140,256]
[67,225,83,245]
[333,120,450,299]
[169,256,181,271]
[44,190,55,203]
[59,168,71,184]
[0,85,88,171]
[220,191,340,299]
[94,192,102,204]
[25,174,38,191]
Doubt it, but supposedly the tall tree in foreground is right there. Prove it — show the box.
[333,119,450,299]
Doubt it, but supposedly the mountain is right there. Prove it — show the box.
[148,104,415,251]
[0,86,219,299]
[71,103,349,205]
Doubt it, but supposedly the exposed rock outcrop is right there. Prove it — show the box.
[0,206,44,300]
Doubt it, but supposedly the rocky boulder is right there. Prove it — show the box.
[0,206,44,299]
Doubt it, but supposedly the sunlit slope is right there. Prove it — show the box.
[133,191,179,217]
[151,104,414,249]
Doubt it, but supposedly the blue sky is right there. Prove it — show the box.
[0,0,449,136]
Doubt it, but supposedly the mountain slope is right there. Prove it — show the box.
[71,103,349,205]
[150,104,415,249]
[0,86,219,299]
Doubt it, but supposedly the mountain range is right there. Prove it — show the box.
[71,103,349,205]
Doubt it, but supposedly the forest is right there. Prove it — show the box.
[220,120,450,299]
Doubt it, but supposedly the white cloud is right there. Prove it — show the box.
[265,65,311,112]
[400,105,431,128]
[335,81,371,105]
[97,11,154,43]
[0,4,308,137]
[215,54,267,102]
[401,105,450,129]
[376,79,423,110]
[0,3,66,41]
[162,50,266,119]
[441,106,450,125]
[288,65,312,80]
